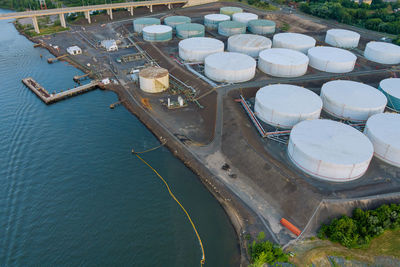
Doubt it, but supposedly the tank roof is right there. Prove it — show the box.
[219,20,246,28]
[204,14,230,21]
[259,48,309,65]
[380,78,400,99]
[228,34,271,49]
[179,37,224,51]
[327,28,360,38]
[176,23,204,31]
[291,119,373,165]
[248,19,275,26]
[274,33,316,46]
[256,84,322,116]
[142,25,172,34]
[366,41,400,53]
[205,52,256,71]
[366,113,400,150]
[321,80,387,110]
[308,46,356,62]
[139,66,168,78]
[233,12,258,20]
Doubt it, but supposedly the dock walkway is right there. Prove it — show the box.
[22,77,99,104]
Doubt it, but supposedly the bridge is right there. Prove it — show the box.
[0,0,188,33]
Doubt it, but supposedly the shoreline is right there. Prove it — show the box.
[17,21,254,266]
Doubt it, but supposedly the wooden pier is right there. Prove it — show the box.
[47,54,67,64]
[73,73,91,82]
[22,77,99,104]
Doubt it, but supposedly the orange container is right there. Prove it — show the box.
[280,218,301,236]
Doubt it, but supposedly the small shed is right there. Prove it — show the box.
[101,40,118,52]
[67,46,82,55]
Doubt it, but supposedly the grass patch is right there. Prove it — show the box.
[26,25,69,37]
[289,230,400,267]
[220,0,278,11]
[280,22,290,32]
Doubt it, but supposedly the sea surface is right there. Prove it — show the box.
[0,9,239,266]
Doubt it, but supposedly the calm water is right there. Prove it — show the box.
[0,9,239,266]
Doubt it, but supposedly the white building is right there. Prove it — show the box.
[66,46,82,55]
[101,40,118,52]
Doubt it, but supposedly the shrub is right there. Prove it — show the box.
[318,204,400,248]
[248,232,289,266]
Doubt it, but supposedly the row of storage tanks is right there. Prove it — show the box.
[166,13,400,83]
[178,31,400,84]
[253,78,400,182]
[132,9,276,41]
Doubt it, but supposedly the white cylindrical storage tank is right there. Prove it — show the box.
[218,21,246,37]
[320,80,387,122]
[142,25,172,42]
[379,78,400,112]
[325,29,360,48]
[254,84,322,129]
[364,113,400,168]
[288,119,374,181]
[227,34,271,57]
[258,48,309,77]
[364,41,400,65]
[232,12,258,26]
[248,19,276,35]
[308,46,356,73]
[204,14,230,30]
[176,23,205,39]
[220,6,243,17]
[133,18,161,34]
[204,52,256,83]
[178,37,224,63]
[139,66,169,93]
[164,16,191,30]
[273,33,316,54]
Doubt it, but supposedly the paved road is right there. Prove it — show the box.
[0,0,187,19]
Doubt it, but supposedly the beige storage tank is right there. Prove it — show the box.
[139,67,169,93]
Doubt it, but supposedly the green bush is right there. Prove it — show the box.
[248,232,289,266]
[280,22,290,32]
[318,204,400,248]
[394,36,400,45]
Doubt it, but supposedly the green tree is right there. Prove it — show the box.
[365,18,383,30]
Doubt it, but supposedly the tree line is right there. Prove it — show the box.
[318,203,400,248]
[299,0,400,36]
[0,0,55,11]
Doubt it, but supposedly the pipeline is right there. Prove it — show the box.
[236,95,267,137]
[132,142,205,266]
[185,64,218,88]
